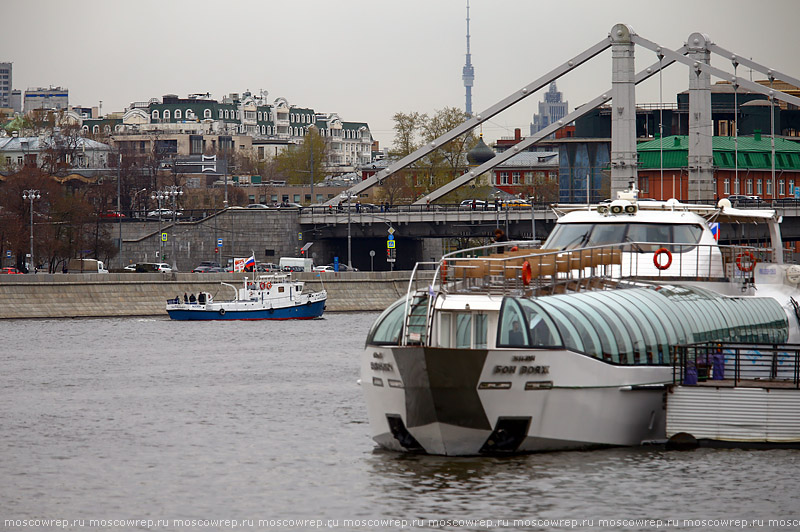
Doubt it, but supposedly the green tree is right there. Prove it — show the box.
[382,107,477,203]
[274,128,329,188]
[389,111,423,158]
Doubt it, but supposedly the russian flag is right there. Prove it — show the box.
[709,222,720,241]
[244,255,256,271]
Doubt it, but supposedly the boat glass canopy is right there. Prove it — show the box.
[497,285,788,365]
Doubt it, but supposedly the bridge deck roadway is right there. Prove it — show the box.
[298,206,559,239]
[297,203,800,242]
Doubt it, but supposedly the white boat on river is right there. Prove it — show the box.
[167,273,326,321]
[361,189,800,455]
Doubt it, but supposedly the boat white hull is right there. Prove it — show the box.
[362,346,671,455]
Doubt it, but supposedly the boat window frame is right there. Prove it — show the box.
[631,288,691,347]
[365,298,406,346]
[582,291,656,364]
[566,293,636,364]
[613,290,674,363]
[515,298,564,349]
[535,297,600,358]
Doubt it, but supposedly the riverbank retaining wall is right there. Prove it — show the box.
[0,271,434,319]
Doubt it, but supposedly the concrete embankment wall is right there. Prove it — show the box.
[0,271,434,319]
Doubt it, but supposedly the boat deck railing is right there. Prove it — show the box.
[673,342,800,389]
[427,241,772,299]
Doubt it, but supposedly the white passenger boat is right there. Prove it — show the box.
[166,273,326,321]
[361,189,800,455]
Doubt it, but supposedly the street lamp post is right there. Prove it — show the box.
[337,192,354,269]
[117,152,122,268]
[152,186,183,269]
[151,191,164,260]
[22,189,40,272]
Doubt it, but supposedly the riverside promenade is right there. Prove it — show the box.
[0,271,433,319]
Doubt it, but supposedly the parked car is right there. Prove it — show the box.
[99,211,126,218]
[326,263,358,272]
[192,261,223,273]
[501,199,531,208]
[459,199,487,210]
[124,262,172,273]
[192,265,225,273]
[256,263,280,272]
[147,208,182,218]
[773,197,800,207]
[246,203,270,209]
[727,195,762,206]
[0,267,23,274]
[313,265,334,273]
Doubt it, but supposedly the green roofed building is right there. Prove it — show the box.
[637,134,800,201]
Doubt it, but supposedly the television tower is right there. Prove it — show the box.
[462,0,475,116]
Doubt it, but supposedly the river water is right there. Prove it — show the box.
[1,314,797,531]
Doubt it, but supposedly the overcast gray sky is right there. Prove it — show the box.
[3,0,798,148]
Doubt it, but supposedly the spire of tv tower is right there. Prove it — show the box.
[462,0,475,116]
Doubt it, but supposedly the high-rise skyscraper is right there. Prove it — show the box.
[530,82,569,136]
[462,1,474,116]
[0,62,11,108]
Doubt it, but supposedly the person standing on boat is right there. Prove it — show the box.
[508,320,525,346]
[493,228,509,253]
[183,293,188,304]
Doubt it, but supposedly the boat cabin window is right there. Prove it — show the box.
[295,284,303,293]
[366,299,406,346]
[497,299,530,347]
[545,222,703,252]
[278,286,285,293]
[439,312,488,349]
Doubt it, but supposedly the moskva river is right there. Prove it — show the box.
[1,314,797,531]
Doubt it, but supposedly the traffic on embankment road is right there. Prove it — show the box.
[0,271,433,320]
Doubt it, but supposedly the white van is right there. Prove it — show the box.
[67,258,109,273]
[279,257,313,272]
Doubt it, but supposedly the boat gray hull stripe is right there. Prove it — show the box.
[393,347,491,430]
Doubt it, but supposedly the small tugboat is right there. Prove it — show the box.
[166,273,326,320]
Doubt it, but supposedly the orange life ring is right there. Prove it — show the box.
[521,260,532,285]
[653,247,672,270]
[266,282,272,290]
[259,282,266,290]
[441,260,447,283]
[736,251,757,272]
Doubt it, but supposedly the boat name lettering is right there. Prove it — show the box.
[371,362,394,372]
[372,352,384,359]
[493,365,550,375]
[520,365,550,375]
[512,355,536,362]
[758,267,777,275]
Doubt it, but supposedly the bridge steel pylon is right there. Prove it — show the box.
[609,24,638,194]
[331,24,800,206]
